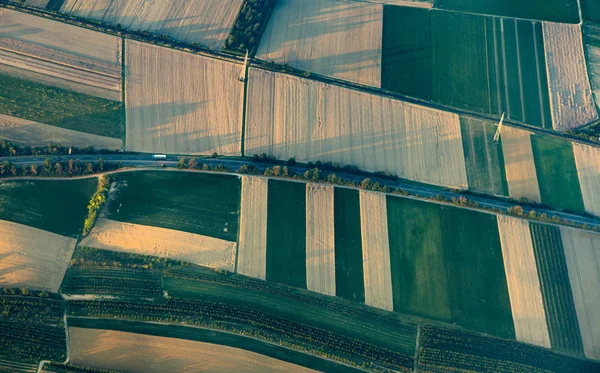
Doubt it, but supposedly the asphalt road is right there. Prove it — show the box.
[3,153,600,229]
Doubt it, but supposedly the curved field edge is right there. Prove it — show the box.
[66,318,362,373]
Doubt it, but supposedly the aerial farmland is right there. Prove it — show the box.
[2,0,600,372]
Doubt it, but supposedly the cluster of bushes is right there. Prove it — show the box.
[1,288,57,299]
[225,0,277,54]
[0,140,112,157]
[81,176,111,236]
[0,158,117,178]
[42,363,122,373]
[175,157,230,172]
[71,247,188,270]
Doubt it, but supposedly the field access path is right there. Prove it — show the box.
[2,153,600,230]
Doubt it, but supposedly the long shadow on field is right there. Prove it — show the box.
[0,23,44,40]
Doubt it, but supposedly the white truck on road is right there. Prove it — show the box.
[152,154,167,160]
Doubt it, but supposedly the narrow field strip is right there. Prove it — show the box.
[560,226,600,360]
[359,190,393,311]
[237,176,268,280]
[80,218,236,272]
[305,183,335,296]
[500,126,541,203]
[497,216,550,348]
[543,22,598,131]
[0,220,76,293]
[573,142,600,217]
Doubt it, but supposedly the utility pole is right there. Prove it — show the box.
[239,50,249,82]
[493,113,505,143]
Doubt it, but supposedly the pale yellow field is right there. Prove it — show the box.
[500,126,541,203]
[70,328,318,373]
[237,176,268,280]
[359,190,393,311]
[573,142,600,217]
[543,22,598,131]
[257,0,383,87]
[0,114,122,150]
[0,220,76,293]
[305,183,335,296]
[560,226,600,360]
[0,8,122,100]
[497,216,550,348]
[60,0,243,49]
[246,68,468,189]
[80,218,235,272]
[125,40,243,155]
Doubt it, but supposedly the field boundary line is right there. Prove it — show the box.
[413,321,421,373]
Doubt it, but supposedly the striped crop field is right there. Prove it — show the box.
[125,40,243,155]
[583,23,600,108]
[59,0,243,49]
[500,126,541,203]
[573,142,600,217]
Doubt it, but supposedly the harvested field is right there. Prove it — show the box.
[0,220,76,292]
[237,176,268,280]
[256,0,383,87]
[459,116,508,196]
[359,190,392,311]
[0,8,122,101]
[246,68,468,189]
[497,216,550,348]
[69,328,318,373]
[333,187,364,303]
[530,134,584,213]
[500,126,541,203]
[584,23,600,108]
[305,183,335,296]
[387,196,514,338]
[0,114,122,150]
[80,219,236,272]
[266,180,306,289]
[60,0,243,49]
[560,227,600,360]
[125,41,243,155]
[543,23,598,131]
[573,142,600,217]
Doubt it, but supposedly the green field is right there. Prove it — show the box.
[531,135,585,213]
[434,0,580,23]
[0,178,97,236]
[582,0,600,22]
[460,117,509,196]
[386,196,515,339]
[382,7,551,128]
[266,179,306,289]
[0,73,124,139]
[333,188,365,303]
[529,223,584,355]
[108,171,241,241]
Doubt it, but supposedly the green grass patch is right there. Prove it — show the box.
[0,73,124,139]
[108,171,241,241]
[460,117,509,196]
[434,0,580,23]
[266,179,306,288]
[0,178,97,236]
[531,135,585,213]
[67,318,363,373]
[529,223,584,355]
[579,0,600,22]
[387,196,515,339]
[334,188,365,303]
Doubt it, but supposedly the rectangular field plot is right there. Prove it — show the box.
[498,216,550,348]
[382,7,553,129]
[0,178,97,237]
[246,68,468,189]
[108,171,241,241]
[529,223,584,354]
[80,218,236,272]
[433,0,580,23]
[266,179,306,289]
[584,23,600,109]
[60,0,243,48]
[500,126,541,203]
[237,176,268,280]
[459,116,508,196]
[69,328,318,373]
[125,41,243,155]
[531,134,584,213]
[387,196,514,338]
[0,220,76,292]
[333,187,365,303]
[582,0,600,22]
[573,143,600,217]
[0,8,122,101]
[256,0,383,87]
[560,227,600,360]
[543,23,598,131]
